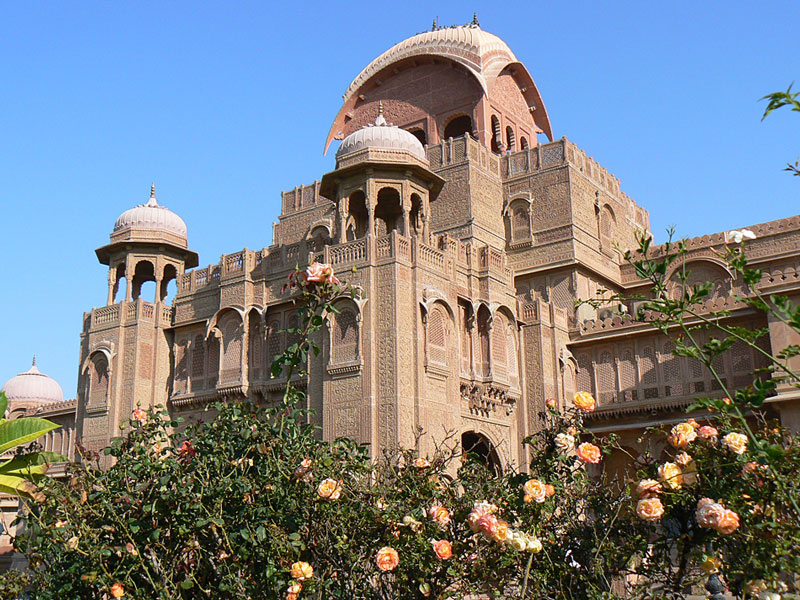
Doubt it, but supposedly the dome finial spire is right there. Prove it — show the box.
[472,12,480,27]
[32,355,36,367]
[147,182,158,207]
[375,101,387,126]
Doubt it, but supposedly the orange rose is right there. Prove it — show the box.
[432,539,452,560]
[576,442,601,464]
[545,484,555,497]
[522,479,547,503]
[636,498,664,522]
[131,409,147,423]
[413,457,430,469]
[494,519,510,542]
[291,561,313,581]
[110,583,125,598]
[317,478,342,501]
[376,546,399,572]
[573,391,596,412]
[428,505,451,527]
[716,509,740,535]
[287,582,302,600]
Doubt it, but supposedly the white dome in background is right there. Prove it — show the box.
[2,357,64,411]
[336,105,426,161]
[113,184,188,238]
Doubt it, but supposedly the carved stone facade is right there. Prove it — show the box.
[74,22,800,470]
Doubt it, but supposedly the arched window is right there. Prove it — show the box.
[375,187,402,236]
[206,336,220,387]
[660,340,684,396]
[160,264,178,304]
[132,260,155,301]
[462,431,501,474]
[346,190,368,241]
[266,316,282,369]
[218,312,243,384]
[599,205,615,253]
[459,302,472,376]
[477,305,491,377]
[309,225,331,252]
[509,199,531,242]
[505,126,515,152]
[191,334,205,391]
[409,194,423,237]
[427,304,448,367]
[408,128,427,146]
[507,321,519,390]
[490,115,502,154]
[596,349,616,406]
[520,136,529,150]
[443,115,473,140]
[332,307,359,363]
[112,263,126,303]
[89,354,109,406]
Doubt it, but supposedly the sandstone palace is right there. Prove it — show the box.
[8,21,800,478]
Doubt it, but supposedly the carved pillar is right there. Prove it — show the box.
[338,196,347,242]
[402,207,410,237]
[154,278,162,304]
[422,214,429,244]
[367,206,375,237]
[107,268,116,306]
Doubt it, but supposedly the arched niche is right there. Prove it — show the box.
[667,259,731,300]
[375,187,402,236]
[160,264,178,304]
[505,125,515,152]
[409,193,424,237]
[490,115,502,154]
[443,114,473,140]
[132,260,155,301]
[346,190,368,241]
[461,431,502,475]
[329,299,360,365]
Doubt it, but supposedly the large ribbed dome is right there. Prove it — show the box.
[336,107,426,161]
[113,185,188,239]
[2,358,63,411]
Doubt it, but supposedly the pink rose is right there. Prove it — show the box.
[305,262,338,285]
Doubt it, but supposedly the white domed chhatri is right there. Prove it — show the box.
[113,184,188,239]
[1,357,64,411]
[336,103,426,162]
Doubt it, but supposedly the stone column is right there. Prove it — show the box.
[155,277,162,303]
[338,197,347,242]
[107,268,116,306]
[402,207,410,237]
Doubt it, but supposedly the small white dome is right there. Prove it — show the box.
[2,358,64,411]
[336,107,426,161]
[113,185,188,238]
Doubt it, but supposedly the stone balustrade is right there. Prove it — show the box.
[89,298,174,330]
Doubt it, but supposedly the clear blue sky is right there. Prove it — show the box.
[1,1,798,397]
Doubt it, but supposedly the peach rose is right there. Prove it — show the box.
[131,409,147,423]
[573,391,596,412]
[674,452,693,467]
[658,462,683,490]
[291,561,313,581]
[110,583,125,598]
[576,442,602,464]
[722,432,748,455]
[305,262,337,284]
[696,498,725,529]
[317,478,342,501]
[635,479,662,498]
[432,539,452,560]
[545,484,556,497]
[413,457,431,469]
[636,497,665,522]
[522,479,547,503]
[545,397,557,408]
[287,582,303,600]
[668,422,697,450]
[376,546,399,572]
[716,509,740,535]
[697,425,719,441]
[428,505,451,527]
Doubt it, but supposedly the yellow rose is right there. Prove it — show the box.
[494,519,510,542]
[657,462,683,490]
[290,561,313,581]
[317,478,342,501]
[573,391,596,412]
[668,422,697,449]
[722,432,748,455]
[636,498,664,522]
[110,583,125,598]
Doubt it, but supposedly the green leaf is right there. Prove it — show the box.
[0,418,60,455]
[0,392,7,417]
[0,452,65,476]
